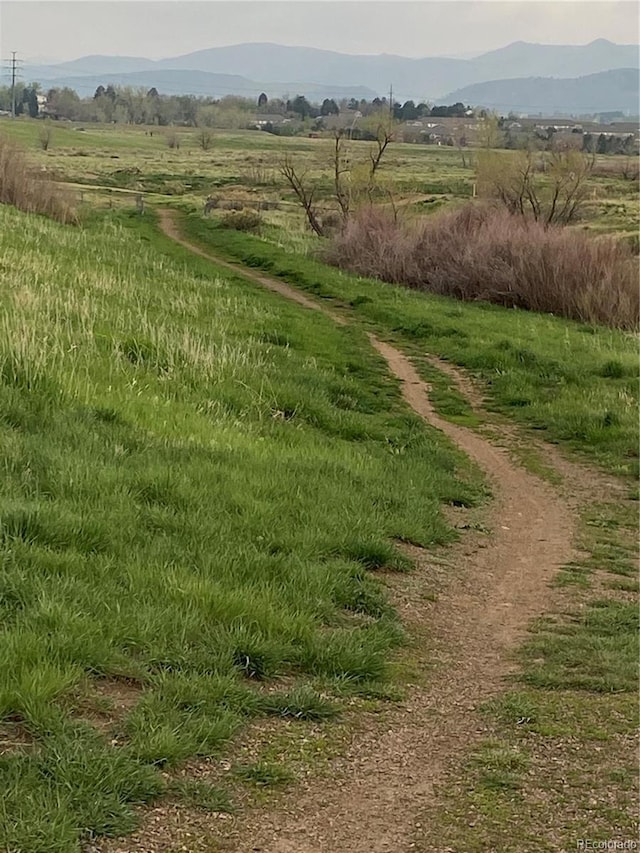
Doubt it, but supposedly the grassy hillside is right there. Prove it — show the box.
[0,206,481,851]
[181,216,639,478]
[0,120,636,850]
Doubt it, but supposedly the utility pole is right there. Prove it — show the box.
[389,84,393,121]
[4,51,23,117]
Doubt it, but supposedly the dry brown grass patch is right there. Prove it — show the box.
[0,134,77,224]
[326,204,639,329]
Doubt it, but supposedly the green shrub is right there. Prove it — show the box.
[220,209,262,232]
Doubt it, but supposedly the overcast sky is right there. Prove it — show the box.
[1,1,638,63]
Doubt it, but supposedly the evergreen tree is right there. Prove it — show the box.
[291,95,311,119]
[320,98,339,116]
[23,86,39,118]
[401,100,418,120]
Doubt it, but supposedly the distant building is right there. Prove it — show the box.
[323,112,363,132]
[251,113,287,128]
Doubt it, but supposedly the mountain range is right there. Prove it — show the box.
[29,69,378,102]
[25,39,640,114]
[446,68,639,116]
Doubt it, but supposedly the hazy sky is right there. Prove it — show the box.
[2,1,638,63]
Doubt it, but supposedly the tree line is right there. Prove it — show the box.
[0,82,471,126]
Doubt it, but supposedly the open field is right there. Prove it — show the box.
[0,118,638,850]
[1,117,638,240]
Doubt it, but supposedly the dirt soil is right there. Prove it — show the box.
[115,210,582,853]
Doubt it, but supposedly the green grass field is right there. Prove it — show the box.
[0,203,484,851]
[1,117,637,239]
[0,118,637,851]
[180,216,639,478]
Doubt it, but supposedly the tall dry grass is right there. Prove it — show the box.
[0,134,77,224]
[325,205,639,330]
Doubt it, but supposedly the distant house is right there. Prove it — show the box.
[323,112,362,132]
[251,113,287,128]
[400,116,480,145]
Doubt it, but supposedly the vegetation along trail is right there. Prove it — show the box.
[155,209,578,852]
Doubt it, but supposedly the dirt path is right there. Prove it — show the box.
[157,209,347,326]
[155,210,576,853]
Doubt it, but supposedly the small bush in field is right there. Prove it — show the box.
[198,128,213,150]
[38,125,53,151]
[325,205,638,330]
[220,209,262,232]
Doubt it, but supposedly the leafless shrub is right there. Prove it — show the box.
[198,129,213,150]
[240,161,276,186]
[325,204,638,330]
[477,148,594,225]
[317,210,343,233]
[38,125,53,151]
[0,135,77,224]
[166,132,180,149]
[620,158,639,182]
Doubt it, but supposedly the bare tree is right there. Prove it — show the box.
[544,148,592,226]
[280,115,396,236]
[477,147,593,226]
[478,113,503,150]
[198,128,213,150]
[455,133,469,169]
[280,156,325,236]
[333,130,350,224]
[368,119,394,181]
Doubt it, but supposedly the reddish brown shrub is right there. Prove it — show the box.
[325,205,639,330]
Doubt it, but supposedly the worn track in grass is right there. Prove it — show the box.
[151,209,577,853]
